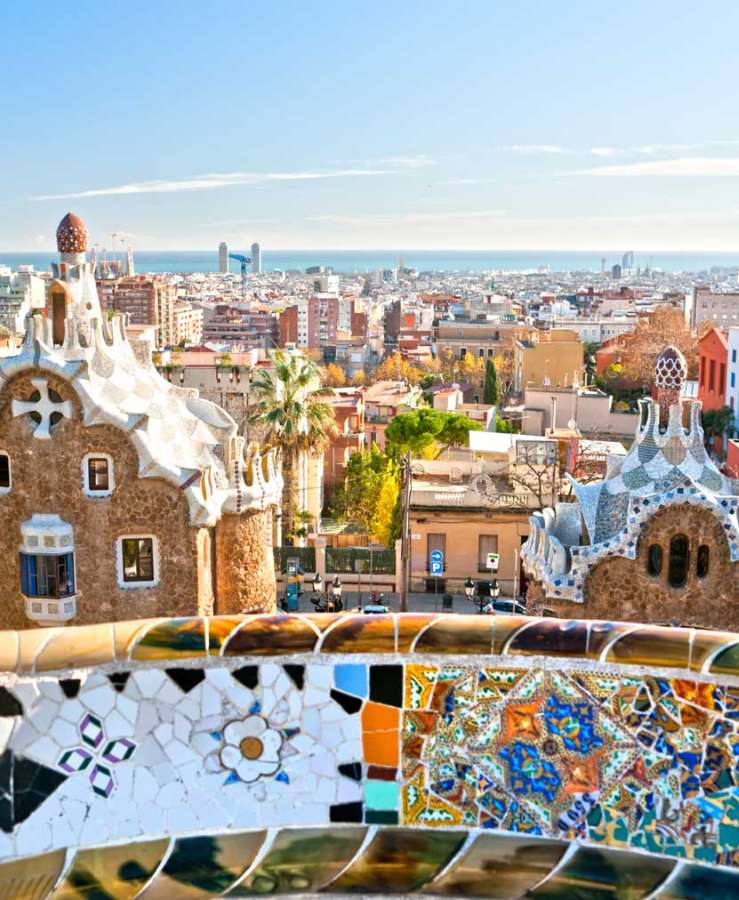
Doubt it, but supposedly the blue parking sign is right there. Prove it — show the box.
[430,549,444,575]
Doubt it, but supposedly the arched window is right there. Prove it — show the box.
[668,534,690,588]
[696,544,710,578]
[647,543,663,576]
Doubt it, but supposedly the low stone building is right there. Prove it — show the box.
[522,346,739,628]
[0,213,281,629]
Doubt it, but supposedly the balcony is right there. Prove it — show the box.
[24,595,76,626]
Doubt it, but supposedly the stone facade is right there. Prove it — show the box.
[215,509,277,613]
[549,504,739,628]
[0,213,281,629]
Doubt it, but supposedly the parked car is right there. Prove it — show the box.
[482,598,527,615]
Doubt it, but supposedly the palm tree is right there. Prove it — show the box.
[250,351,337,543]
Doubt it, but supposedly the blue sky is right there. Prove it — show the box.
[4,0,739,251]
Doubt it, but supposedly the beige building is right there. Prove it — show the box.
[434,319,519,360]
[514,328,584,392]
[172,301,203,346]
[522,385,638,438]
[409,458,535,597]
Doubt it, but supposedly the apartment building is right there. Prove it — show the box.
[172,302,204,347]
[689,287,739,329]
[97,276,176,348]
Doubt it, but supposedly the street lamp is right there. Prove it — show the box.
[330,576,343,612]
[464,577,475,601]
[489,579,500,599]
[312,573,324,609]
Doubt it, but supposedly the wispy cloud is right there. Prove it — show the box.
[578,157,739,177]
[32,166,414,200]
[437,177,498,186]
[505,144,574,155]
[354,154,436,168]
[307,209,507,225]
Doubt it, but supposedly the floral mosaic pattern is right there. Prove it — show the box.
[401,664,739,867]
[57,712,136,798]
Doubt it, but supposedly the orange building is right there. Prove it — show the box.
[697,326,728,412]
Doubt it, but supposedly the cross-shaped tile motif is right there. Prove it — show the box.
[11,378,72,440]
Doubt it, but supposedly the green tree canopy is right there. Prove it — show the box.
[385,409,482,458]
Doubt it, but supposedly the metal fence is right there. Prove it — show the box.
[325,546,396,575]
[273,546,316,574]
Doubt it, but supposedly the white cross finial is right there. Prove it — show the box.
[12,378,72,440]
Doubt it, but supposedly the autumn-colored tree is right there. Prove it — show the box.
[350,370,367,386]
[618,308,697,388]
[321,363,347,387]
[370,466,401,547]
[372,351,423,385]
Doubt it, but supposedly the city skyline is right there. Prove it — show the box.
[5,1,739,251]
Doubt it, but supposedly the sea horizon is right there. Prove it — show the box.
[2,248,739,275]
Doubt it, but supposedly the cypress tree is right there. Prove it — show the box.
[483,358,499,406]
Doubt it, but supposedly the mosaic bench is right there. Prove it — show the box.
[0,612,738,898]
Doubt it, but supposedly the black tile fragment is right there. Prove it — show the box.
[59,679,81,699]
[0,749,68,832]
[165,668,206,693]
[330,801,363,823]
[0,688,22,717]
[232,666,259,690]
[338,762,362,782]
[331,689,363,715]
[369,664,403,707]
[107,672,131,693]
[283,664,304,690]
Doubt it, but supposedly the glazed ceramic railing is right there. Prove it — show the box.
[1,612,739,898]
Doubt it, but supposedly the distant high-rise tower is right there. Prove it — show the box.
[600,257,607,274]
[218,242,228,273]
[250,242,262,274]
[622,251,634,270]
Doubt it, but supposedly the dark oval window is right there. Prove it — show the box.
[696,545,710,578]
[668,534,690,588]
[647,544,663,576]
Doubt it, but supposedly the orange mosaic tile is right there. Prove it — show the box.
[362,729,400,767]
[320,614,396,653]
[222,614,319,656]
[362,701,400,732]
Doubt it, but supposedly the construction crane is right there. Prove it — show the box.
[228,253,251,299]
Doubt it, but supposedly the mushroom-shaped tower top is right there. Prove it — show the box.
[56,212,88,254]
